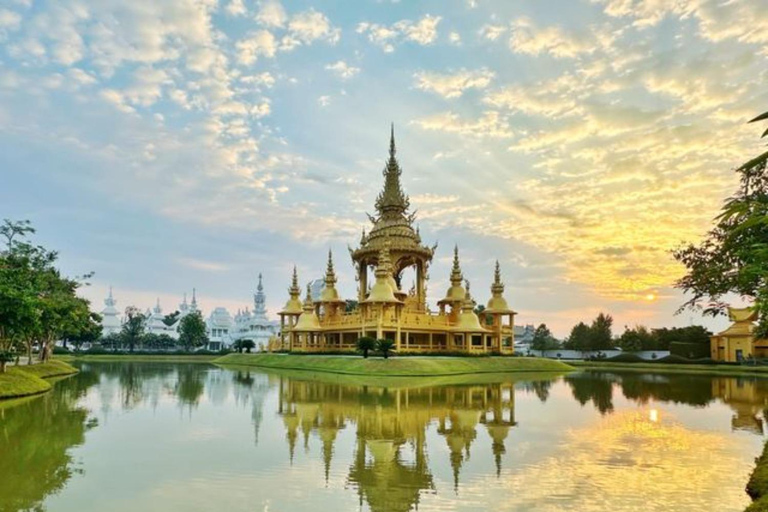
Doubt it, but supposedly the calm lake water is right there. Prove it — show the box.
[1,362,766,512]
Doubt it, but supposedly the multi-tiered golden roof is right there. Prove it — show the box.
[277,126,516,354]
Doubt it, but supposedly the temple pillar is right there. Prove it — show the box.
[416,260,424,310]
[359,263,368,302]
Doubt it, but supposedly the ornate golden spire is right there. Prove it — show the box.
[439,245,466,306]
[375,124,410,217]
[486,261,513,314]
[291,266,300,294]
[303,283,314,311]
[325,250,337,286]
[492,260,504,295]
[320,250,345,304]
[280,266,303,315]
[451,245,463,286]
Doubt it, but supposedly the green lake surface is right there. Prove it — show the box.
[1,362,766,512]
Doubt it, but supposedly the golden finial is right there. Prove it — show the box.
[491,260,505,295]
[450,245,463,285]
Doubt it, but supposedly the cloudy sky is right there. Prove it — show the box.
[1,0,767,336]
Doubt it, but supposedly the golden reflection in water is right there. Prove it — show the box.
[481,409,751,512]
[277,377,518,512]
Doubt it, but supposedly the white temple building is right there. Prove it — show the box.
[208,273,279,351]
[98,277,279,351]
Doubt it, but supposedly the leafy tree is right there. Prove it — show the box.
[345,300,359,313]
[589,313,614,351]
[0,225,93,363]
[162,310,180,327]
[0,219,35,250]
[618,326,655,352]
[178,311,208,352]
[66,311,103,353]
[531,323,554,356]
[674,113,768,336]
[101,332,122,351]
[651,325,711,350]
[241,339,256,353]
[357,336,376,358]
[121,306,146,352]
[376,338,396,359]
[565,322,591,355]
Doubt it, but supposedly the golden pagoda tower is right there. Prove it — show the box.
[485,261,517,352]
[278,266,304,350]
[292,283,321,351]
[279,125,517,355]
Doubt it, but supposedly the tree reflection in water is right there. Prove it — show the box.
[0,369,98,512]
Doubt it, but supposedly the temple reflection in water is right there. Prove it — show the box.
[276,377,517,512]
[6,365,768,512]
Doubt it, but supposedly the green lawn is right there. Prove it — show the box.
[0,361,79,400]
[570,360,768,376]
[56,354,219,363]
[215,353,573,376]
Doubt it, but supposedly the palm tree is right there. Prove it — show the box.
[376,338,396,359]
[357,336,376,358]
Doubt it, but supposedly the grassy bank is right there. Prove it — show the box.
[0,361,79,400]
[215,353,573,377]
[570,360,768,376]
[747,441,768,511]
[56,354,219,363]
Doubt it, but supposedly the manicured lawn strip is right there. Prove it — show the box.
[0,361,78,400]
[214,353,573,376]
[570,360,768,376]
[20,360,79,378]
[58,354,219,363]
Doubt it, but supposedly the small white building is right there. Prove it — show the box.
[100,287,122,336]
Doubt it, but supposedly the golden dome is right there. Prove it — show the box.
[363,245,403,305]
[318,250,346,304]
[486,261,514,314]
[293,283,321,331]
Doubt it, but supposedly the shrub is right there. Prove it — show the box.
[84,346,109,355]
[356,337,376,358]
[376,339,396,359]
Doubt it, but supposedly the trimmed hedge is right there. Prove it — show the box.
[670,341,710,359]
[606,353,646,363]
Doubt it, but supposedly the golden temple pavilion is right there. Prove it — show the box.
[277,127,516,354]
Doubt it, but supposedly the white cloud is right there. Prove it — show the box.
[256,0,287,28]
[318,95,331,107]
[357,14,441,51]
[479,24,506,41]
[68,67,97,86]
[449,32,461,45]
[283,9,340,48]
[412,110,513,138]
[225,0,247,17]
[509,17,600,59]
[325,60,360,79]
[396,14,441,45]
[236,30,277,65]
[0,8,22,30]
[414,68,494,99]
